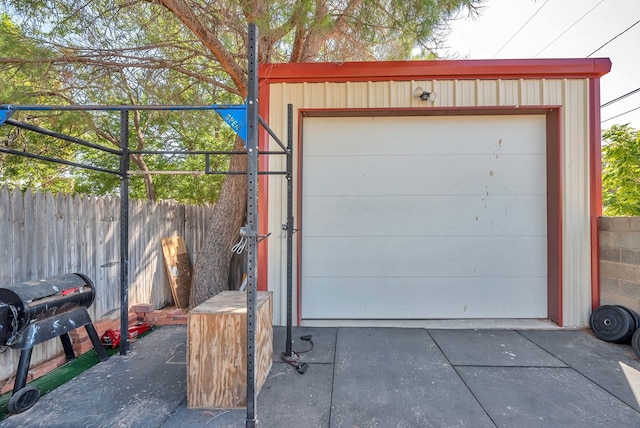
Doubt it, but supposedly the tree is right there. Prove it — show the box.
[602,124,640,216]
[1,12,235,202]
[1,0,482,308]
[0,13,83,194]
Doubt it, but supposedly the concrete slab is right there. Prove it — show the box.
[303,318,561,329]
[1,325,187,428]
[265,327,334,427]
[253,361,333,427]
[160,406,245,428]
[161,326,334,428]
[162,363,333,428]
[272,326,337,364]
[458,366,640,427]
[429,329,567,367]
[5,326,640,428]
[329,327,494,428]
[520,329,640,411]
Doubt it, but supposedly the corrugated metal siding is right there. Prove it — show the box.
[266,78,591,326]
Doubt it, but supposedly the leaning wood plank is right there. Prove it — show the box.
[161,236,192,308]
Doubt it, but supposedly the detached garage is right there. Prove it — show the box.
[257,59,611,327]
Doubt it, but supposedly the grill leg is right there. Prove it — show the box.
[60,333,76,361]
[13,347,33,395]
[85,323,108,362]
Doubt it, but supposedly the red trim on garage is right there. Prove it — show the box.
[301,106,559,117]
[258,81,270,291]
[546,109,563,325]
[589,78,603,310]
[297,107,562,324]
[260,58,611,83]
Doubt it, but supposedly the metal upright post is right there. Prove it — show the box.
[245,23,259,428]
[119,110,130,356]
[285,104,294,357]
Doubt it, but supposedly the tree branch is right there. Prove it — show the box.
[153,0,247,96]
[0,56,241,96]
[301,0,364,60]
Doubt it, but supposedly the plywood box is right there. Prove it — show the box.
[187,291,273,409]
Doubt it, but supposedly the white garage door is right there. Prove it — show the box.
[301,115,547,320]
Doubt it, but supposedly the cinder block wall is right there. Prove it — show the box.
[599,217,640,312]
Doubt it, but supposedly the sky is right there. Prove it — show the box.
[441,0,640,130]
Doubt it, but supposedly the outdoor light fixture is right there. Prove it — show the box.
[414,87,437,102]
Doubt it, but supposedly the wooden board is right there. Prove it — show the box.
[187,291,273,409]
[160,236,192,309]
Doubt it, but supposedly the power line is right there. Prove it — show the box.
[602,106,640,123]
[492,0,551,58]
[587,18,640,57]
[601,88,640,108]
[535,0,605,57]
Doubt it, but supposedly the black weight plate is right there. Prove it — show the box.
[632,328,640,359]
[589,305,635,343]
[7,385,40,414]
[617,305,640,330]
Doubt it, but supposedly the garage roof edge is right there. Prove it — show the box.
[259,58,612,83]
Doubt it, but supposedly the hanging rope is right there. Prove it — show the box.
[231,236,248,254]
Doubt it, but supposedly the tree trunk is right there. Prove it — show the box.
[130,154,157,201]
[189,135,247,308]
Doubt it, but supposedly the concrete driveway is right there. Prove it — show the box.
[3,325,640,427]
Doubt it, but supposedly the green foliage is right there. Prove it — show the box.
[602,124,640,216]
[0,13,79,194]
[0,11,236,202]
[0,0,481,202]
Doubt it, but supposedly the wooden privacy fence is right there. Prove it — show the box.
[0,186,214,380]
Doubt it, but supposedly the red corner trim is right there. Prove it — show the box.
[260,58,611,83]
[257,81,270,292]
[545,108,563,325]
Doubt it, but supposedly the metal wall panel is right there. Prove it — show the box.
[562,79,591,325]
[477,80,498,106]
[266,78,591,326]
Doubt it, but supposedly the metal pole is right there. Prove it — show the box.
[0,146,119,175]
[285,104,294,357]
[5,118,122,154]
[1,104,246,112]
[119,110,130,356]
[245,22,259,428]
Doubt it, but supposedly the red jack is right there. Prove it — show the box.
[100,322,154,349]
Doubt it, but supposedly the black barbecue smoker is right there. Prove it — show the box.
[0,273,107,414]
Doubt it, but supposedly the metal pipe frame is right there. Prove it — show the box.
[0,23,295,426]
[285,104,294,358]
[119,111,130,356]
[130,149,287,155]
[0,146,119,175]
[245,22,259,428]
[5,118,122,155]
[1,104,245,112]
[127,170,287,175]
[0,115,287,177]
[259,116,287,152]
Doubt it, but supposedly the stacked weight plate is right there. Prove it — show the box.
[590,305,640,358]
